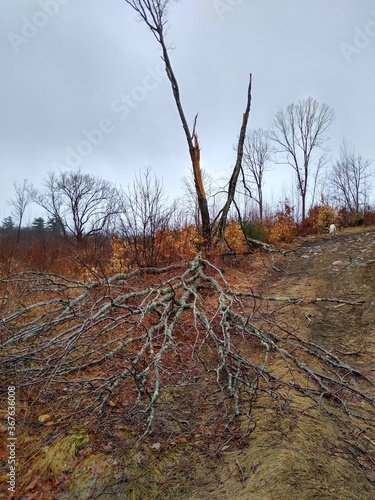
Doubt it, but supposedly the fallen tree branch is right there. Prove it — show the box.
[246,237,297,256]
[1,255,374,453]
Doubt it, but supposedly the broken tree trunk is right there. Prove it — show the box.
[124,0,212,247]
[216,74,253,241]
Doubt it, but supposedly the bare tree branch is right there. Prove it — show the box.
[33,170,119,242]
[7,179,36,242]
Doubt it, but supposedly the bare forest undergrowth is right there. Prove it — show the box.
[1,229,375,499]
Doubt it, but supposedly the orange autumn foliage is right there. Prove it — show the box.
[267,203,297,244]
[218,220,248,254]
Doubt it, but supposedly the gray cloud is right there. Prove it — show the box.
[1,0,374,221]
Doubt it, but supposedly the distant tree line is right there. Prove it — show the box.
[2,214,63,235]
[242,97,372,223]
[2,121,374,251]
[1,97,374,248]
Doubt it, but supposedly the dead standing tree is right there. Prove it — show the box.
[241,127,272,221]
[271,96,334,221]
[215,75,252,239]
[330,140,373,213]
[33,170,119,242]
[124,0,252,247]
[7,179,35,242]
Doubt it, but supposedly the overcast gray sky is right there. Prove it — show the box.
[1,0,374,222]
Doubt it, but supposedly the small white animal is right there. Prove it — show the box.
[329,224,337,236]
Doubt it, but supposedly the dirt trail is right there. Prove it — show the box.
[274,230,375,362]
[188,229,375,500]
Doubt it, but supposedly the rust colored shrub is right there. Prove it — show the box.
[219,220,248,254]
[315,205,337,233]
[363,208,375,226]
[268,203,297,244]
[300,205,337,235]
[107,226,204,273]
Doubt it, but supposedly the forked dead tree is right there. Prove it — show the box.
[124,0,252,247]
